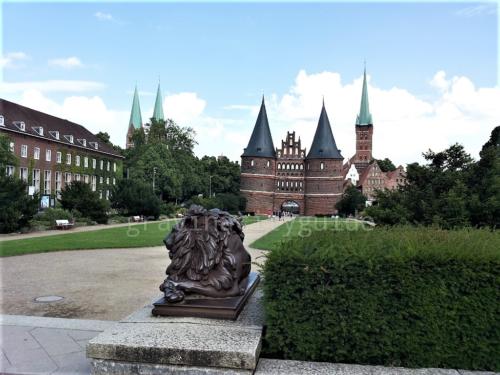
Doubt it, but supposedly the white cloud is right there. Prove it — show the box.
[94,11,113,21]
[48,57,84,69]
[455,4,497,17]
[164,92,206,123]
[0,80,105,94]
[0,52,29,69]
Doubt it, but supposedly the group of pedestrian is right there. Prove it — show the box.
[271,210,294,221]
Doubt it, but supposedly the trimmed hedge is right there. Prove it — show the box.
[262,227,500,371]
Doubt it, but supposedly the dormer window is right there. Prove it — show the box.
[14,121,25,131]
[89,142,98,150]
[32,126,44,136]
[0,115,4,126]
[49,131,60,140]
[77,138,87,147]
[64,135,74,144]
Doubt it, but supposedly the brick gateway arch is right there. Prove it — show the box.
[281,200,300,214]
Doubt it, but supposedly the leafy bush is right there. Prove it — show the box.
[262,227,500,371]
[110,179,161,219]
[34,208,73,226]
[60,181,109,224]
[0,175,39,233]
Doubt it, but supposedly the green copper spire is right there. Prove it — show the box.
[153,82,165,122]
[129,85,143,129]
[356,67,373,126]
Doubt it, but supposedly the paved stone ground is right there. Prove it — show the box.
[0,218,290,321]
[0,315,114,375]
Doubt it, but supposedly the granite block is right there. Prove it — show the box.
[91,358,252,375]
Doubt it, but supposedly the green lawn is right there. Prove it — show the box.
[0,220,178,257]
[250,217,367,250]
[0,215,268,257]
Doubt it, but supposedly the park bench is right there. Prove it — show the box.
[55,219,74,230]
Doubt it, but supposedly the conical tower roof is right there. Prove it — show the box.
[356,67,373,126]
[307,101,343,159]
[242,97,276,158]
[153,82,164,122]
[129,85,143,129]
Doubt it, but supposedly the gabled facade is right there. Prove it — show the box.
[240,99,344,216]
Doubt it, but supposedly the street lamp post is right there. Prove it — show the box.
[209,175,214,198]
[153,167,157,192]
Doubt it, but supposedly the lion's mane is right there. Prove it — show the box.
[164,205,245,291]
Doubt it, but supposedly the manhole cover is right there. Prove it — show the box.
[34,295,64,303]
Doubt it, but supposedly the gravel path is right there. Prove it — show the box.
[0,217,292,321]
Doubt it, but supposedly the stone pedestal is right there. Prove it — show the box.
[87,290,264,374]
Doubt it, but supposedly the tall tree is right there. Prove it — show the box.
[335,186,367,216]
[376,158,396,172]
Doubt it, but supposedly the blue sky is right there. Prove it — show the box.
[1,2,498,164]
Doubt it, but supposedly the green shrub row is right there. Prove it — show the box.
[262,227,500,371]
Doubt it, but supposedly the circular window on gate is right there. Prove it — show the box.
[281,200,300,214]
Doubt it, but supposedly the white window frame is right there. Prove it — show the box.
[91,176,97,191]
[65,172,72,185]
[0,115,4,126]
[66,153,72,165]
[46,149,51,162]
[55,171,62,195]
[75,155,80,167]
[20,167,28,182]
[92,159,96,169]
[56,151,62,164]
[100,160,103,170]
[34,147,40,160]
[50,131,60,140]
[9,142,14,153]
[6,165,14,176]
[21,145,28,158]
[84,157,88,168]
[32,169,40,192]
[107,161,110,171]
[44,170,51,195]
[113,162,116,172]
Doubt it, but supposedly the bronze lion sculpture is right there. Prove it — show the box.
[159,205,251,303]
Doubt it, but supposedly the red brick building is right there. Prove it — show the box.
[240,98,344,216]
[241,68,406,215]
[0,99,124,202]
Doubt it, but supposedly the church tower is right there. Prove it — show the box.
[240,97,276,214]
[353,67,374,173]
[126,85,143,149]
[304,101,344,215]
[152,82,165,122]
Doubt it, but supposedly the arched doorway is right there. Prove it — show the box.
[281,200,300,214]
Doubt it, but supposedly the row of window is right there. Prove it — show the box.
[277,180,303,188]
[248,160,329,171]
[277,149,305,158]
[0,116,100,150]
[278,163,304,171]
[5,166,115,197]
[12,142,117,171]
